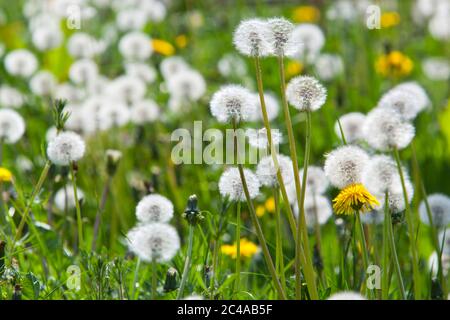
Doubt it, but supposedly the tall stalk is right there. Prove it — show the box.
[152,259,158,300]
[274,188,287,293]
[70,163,84,250]
[276,55,317,299]
[382,195,390,299]
[393,147,421,299]
[177,224,195,299]
[92,176,112,251]
[355,210,371,298]
[234,201,241,295]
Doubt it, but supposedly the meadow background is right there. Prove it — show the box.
[0,0,449,300]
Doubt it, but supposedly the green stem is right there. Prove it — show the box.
[152,259,157,300]
[235,201,241,296]
[131,258,141,300]
[382,193,390,300]
[177,224,195,299]
[393,147,421,299]
[274,188,286,293]
[277,55,317,300]
[70,163,84,250]
[355,210,370,298]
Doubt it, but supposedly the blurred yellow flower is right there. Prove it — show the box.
[221,238,260,259]
[265,197,275,213]
[0,167,13,183]
[333,183,379,215]
[152,39,175,56]
[381,12,400,28]
[375,51,413,78]
[175,35,188,48]
[286,60,303,78]
[256,205,265,217]
[292,6,320,23]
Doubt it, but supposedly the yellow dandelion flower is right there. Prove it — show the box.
[221,238,260,259]
[286,60,303,78]
[292,6,320,23]
[0,167,13,183]
[375,51,413,78]
[152,39,175,56]
[264,197,275,213]
[332,183,379,215]
[175,35,188,48]
[256,205,265,217]
[381,12,400,29]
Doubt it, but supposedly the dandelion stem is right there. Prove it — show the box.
[177,224,195,300]
[382,195,390,299]
[277,54,317,300]
[393,147,421,299]
[131,258,141,300]
[234,201,241,296]
[70,162,84,250]
[274,188,287,293]
[91,175,112,251]
[152,259,158,300]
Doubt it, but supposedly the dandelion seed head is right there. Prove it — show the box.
[160,56,189,80]
[291,24,325,62]
[127,223,180,263]
[54,185,85,211]
[377,89,421,120]
[247,127,282,149]
[32,25,63,51]
[0,109,26,144]
[166,69,206,101]
[249,92,280,122]
[116,8,148,31]
[300,165,329,195]
[422,57,450,81]
[30,71,57,96]
[107,75,146,104]
[375,177,414,214]
[393,82,430,113]
[286,75,327,111]
[328,291,366,300]
[210,85,256,123]
[125,62,157,84]
[233,19,272,57]
[294,195,332,228]
[0,85,24,109]
[419,193,450,227]
[136,194,174,224]
[363,155,400,194]
[314,53,344,81]
[218,167,260,202]
[256,154,294,187]
[118,31,153,61]
[363,107,415,151]
[69,59,99,85]
[267,17,298,57]
[98,101,131,130]
[67,32,100,59]
[130,99,160,125]
[334,112,366,143]
[4,49,38,78]
[47,131,86,166]
[324,145,369,189]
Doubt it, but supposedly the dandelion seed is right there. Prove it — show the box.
[377,89,421,120]
[0,85,24,109]
[116,8,148,31]
[166,69,206,101]
[210,85,256,123]
[256,154,294,187]
[419,194,450,228]
[107,75,146,104]
[136,194,174,224]
[67,32,100,59]
[334,112,366,143]
[130,99,160,125]
[267,17,299,57]
[127,223,180,263]
[363,155,402,194]
[4,49,38,78]
[314,53,344,81]
[32,25,62,51]
[233,19,272,57]
[160,56,189,80]
[393,82,430,112]
[47,131,86,166]
[30,71,57,97]
[54,185,85,211]
[118,31,153,61]
[69,59,99,85]
[286,75,327,111]
[290,24,325,62]
[422,57,450,81]
[218,167,260,202]
[0,109,25,144]
[363,107,415,151]
[300,165,329,195]
[98,102,131,130]
[125,62,157,84]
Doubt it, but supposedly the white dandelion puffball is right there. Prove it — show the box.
[116,8,148,31]
[107,75,146,104]
[54,185,85,211]
[0,109,26,144]
[363,107,415,151]
[300,165,329,195]
[141,0,167,22]
[119,31,152,61]
[127,223,180,263]
[136,194,174,224]
[67,32,99,59]
[97,102,131,130]
[419,194,450,228]
[210,85,256,123]
[314,53,344,81]
[160,56,190,80]
[256,154,294,187]
[291,24,325,62]
[47,131,86,166]
[429,13,450,41]
[362,155,400,194]
[4,49,38,78]
[55,83,84,103]
[375,177,415,214]
[328,291,366,300]
[247,127,282,149]
[125,62,157,84]
[267,17,299,57]
[218,167,260,202]
[233,18,272,57]
[294,195,332,228]
[69,59,99,85]
[32,25,62,51]
[286,76,327,111]
[423,57,450,81]
[0,85,24,108]
[249,92,280,122]
[334,112,366,143]
[377,89,421,121]
[166,69,206,101]
[130,99,160,125]
[30,71,57,96]
[393,82,430,113]
[324,145,370,189]
[217,53,247,78]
